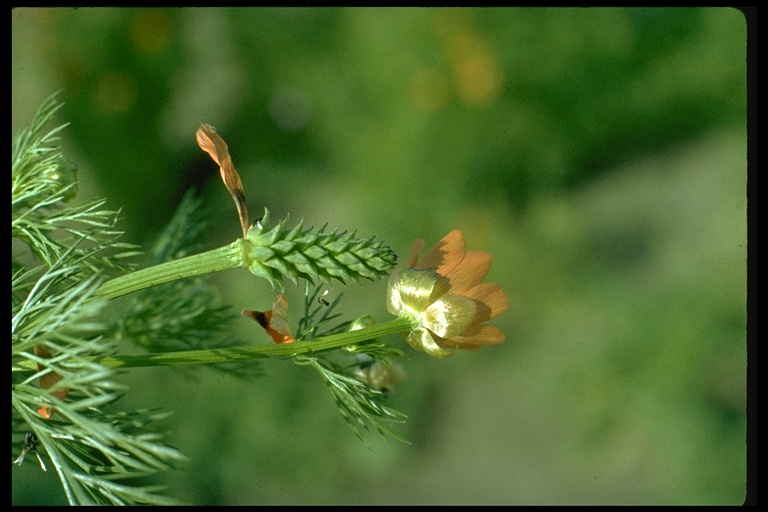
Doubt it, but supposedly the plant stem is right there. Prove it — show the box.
[12,317,414,372]
[96,239,247,300]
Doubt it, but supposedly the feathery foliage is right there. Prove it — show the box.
[111,190,264,380]
[12,93,457,505]
[12,93,186,505]
[292,289,408,444]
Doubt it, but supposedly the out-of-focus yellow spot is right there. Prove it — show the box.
[408,69,450,113]
[130,9,174,55]
[454,51,503,106]
[447,33,504,107]
[94,72,137,113]
[431,10,504,108]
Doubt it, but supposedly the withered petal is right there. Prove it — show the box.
[196,124,250,238]
[34,345,70,419]
[242,294,294,344]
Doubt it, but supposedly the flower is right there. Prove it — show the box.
[386,230,508,358]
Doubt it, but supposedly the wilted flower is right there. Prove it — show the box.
[242,294,295,344]
[35,344,70,419]
[196,124,250,238]
[387,230,508,358]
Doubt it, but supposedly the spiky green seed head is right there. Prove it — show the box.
[245,208,398,289]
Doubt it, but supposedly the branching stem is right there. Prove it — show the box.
[12,317,414,372]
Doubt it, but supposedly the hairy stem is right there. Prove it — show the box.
[95,239,247,300]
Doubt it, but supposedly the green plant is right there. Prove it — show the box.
[12,93,508,504]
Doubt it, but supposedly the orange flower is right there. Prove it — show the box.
[386,230,508,358]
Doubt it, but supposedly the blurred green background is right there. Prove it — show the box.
[12,7,747,505]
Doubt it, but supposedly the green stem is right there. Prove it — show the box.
[13,317,414,371]
[96,239,247,300]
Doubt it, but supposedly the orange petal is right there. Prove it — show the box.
[37,405,56,420]
[464,282,509,320]
[417,230,466,275]
[442,324,506,349]
[405,239,425,268]
[196,124,250,238]
[444,250,492,294]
